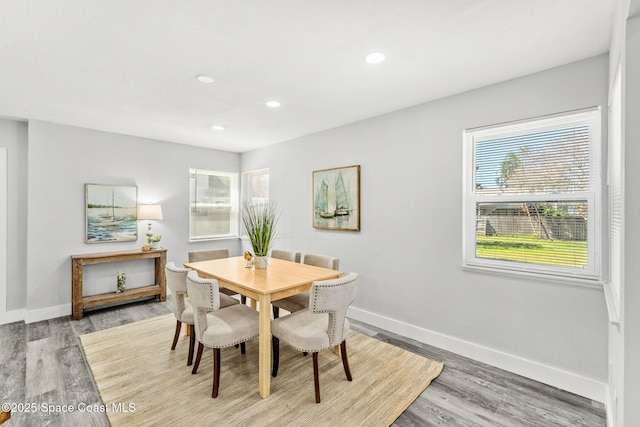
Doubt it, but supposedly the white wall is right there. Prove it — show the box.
[242,55,609,400]
[0,118,28,322]
[25,121,242,321]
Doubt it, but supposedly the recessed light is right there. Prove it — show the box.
[196,74,214,83]
[211,125,225,131]
[265,100,281,108]
[364,52,386,64]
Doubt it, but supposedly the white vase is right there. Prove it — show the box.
[253,255,269,269]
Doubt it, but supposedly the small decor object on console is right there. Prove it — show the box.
[117,271,126,293]
[147,234,162,249]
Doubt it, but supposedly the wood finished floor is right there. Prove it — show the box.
[0,298,606,426]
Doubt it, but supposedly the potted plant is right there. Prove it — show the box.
[147,234,162,249]
[242,201,279,268]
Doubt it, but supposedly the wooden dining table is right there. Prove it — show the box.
[184,256,343,398]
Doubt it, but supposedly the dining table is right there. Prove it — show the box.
[184,255,343,398]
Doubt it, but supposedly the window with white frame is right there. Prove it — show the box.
[463,108,601,281]
[242,168,269,207]
[189,168,239,240]
[241,168,269,237]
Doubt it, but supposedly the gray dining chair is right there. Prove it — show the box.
[271,249,301,263]
[165,262,239,366]
[271,253,339,319]
[270,249,301,319]
[271,272,359,403]
[187,271,259,398]
[188,248,246,304]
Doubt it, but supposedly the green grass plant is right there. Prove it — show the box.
[242,201,279,256]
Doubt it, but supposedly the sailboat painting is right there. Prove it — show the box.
[85,184,138,243]
[312,165,360,231]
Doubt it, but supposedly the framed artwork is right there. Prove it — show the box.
[313,165,360,231]
[85,184,138,243]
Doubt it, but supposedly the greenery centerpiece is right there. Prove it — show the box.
[242,201,279,268]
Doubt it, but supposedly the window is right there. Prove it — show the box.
[463,108,601,281]
[241,168,269,237]
[189,168,238,240]
[242,168,269,207]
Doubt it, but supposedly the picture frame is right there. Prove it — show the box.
[312,165,360,231]
[85,184,138,243]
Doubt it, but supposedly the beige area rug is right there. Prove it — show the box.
[80,314,443,427]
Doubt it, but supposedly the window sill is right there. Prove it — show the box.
[462,263,604,290]
[189,236,240,243]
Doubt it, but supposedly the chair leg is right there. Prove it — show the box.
[312,352,321,403]
[271,336,280,377]
[171,320,182,350]
[212,348,221,398]
[187,324,196,366]
[192,343,204,374]
[241,295,247,305]
[272,305,280,319]
[340,341,352,381]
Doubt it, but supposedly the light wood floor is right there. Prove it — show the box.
[0,298,606,426]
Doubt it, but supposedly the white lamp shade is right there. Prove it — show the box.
[138,204,163,220]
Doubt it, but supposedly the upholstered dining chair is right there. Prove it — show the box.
[165,262,239,366]
[271,249,301,263]
[271,253,339,319]
[270,249,301,319]
[188,249,246,305]
[271,272,359,403]
[186,270,260,398]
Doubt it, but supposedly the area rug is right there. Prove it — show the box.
[80,314,443,426]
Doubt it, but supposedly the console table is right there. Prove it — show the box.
[71,249,167,320]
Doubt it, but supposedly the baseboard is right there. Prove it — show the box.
[24,303,71,324]
[348,306,606,403]
[0,308,26,325]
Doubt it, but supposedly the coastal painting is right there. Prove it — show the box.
[86,184,138,243]
[312,165,360,231]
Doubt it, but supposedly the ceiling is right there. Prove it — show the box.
[0,1,615,153]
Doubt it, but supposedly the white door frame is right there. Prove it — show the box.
[0,148,7,324]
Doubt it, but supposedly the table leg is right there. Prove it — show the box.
[258,294,271,398]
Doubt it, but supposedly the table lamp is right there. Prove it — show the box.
[138,203,163,239]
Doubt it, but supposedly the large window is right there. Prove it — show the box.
[463,109,601,281]
[189,169,238,240]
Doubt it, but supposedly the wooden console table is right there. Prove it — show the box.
[71,249,167,320]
